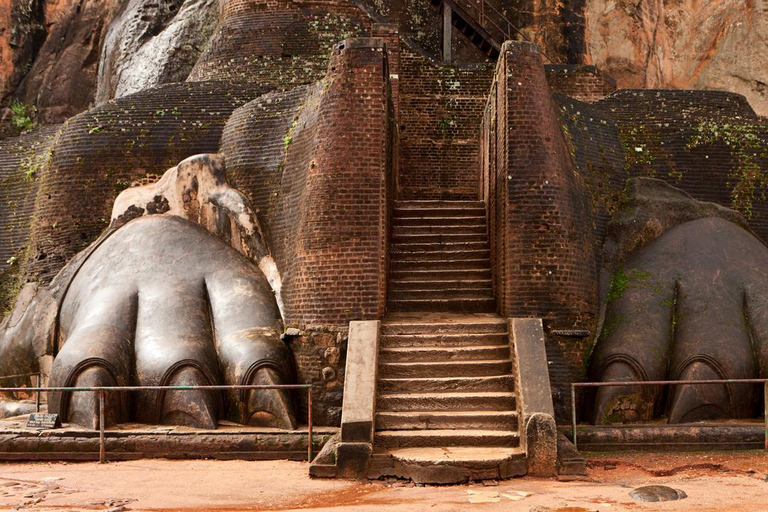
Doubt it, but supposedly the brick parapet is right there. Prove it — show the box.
[481,41,600,420]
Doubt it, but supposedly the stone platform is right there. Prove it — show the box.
[565,421,767,452]
[0,415,336,462]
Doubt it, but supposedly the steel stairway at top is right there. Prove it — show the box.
[429,0,518,58]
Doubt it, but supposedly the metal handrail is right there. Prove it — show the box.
[0,372,42,412]
[443,0,558,62]
[0,384,314,463]
[571,379,768,451]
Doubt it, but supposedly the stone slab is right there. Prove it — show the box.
[340,320,380,443]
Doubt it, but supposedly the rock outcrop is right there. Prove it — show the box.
[95,0,218,104]
[586,0,768,116]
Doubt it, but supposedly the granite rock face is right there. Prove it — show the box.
[2,0,122,124]
[95,0,218,103]
[586,0,768,115]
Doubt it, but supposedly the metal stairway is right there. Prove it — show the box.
[429,0,517,58]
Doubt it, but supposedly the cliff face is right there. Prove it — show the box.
[586,0,768,116]
[2,0,768,126]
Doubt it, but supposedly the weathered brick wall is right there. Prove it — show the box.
[22,82,272,286]
[545,64,617,103]
[397,45,493,199]
[594,90,768,242]
[481,41,600,420]
[221,38,394,425]
[0,125,60,316]
[189,0,370,85]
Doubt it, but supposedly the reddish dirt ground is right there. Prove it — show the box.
[1,452,768,511]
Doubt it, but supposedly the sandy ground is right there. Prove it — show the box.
[0,452,768,511]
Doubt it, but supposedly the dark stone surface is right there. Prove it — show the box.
[590,180,768,424]
[630,485,687,502]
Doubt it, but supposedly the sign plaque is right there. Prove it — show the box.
[26,413,61,429]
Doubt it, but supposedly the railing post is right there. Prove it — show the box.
[763,381,768,451]
[35,374,41,413]
[308,388,314,462]
[443,3,453,64]
[571,384,577,450]
[99,390,106,464]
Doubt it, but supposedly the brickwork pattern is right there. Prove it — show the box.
[0,125,61,314]
[545,64,617,103]
[222,40,392,329]
[595,90,768,242]
[481,42,600,421]
[23,82,272,285]
[189,0,370,85]
[397,45,493,199]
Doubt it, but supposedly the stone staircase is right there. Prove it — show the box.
[388,200,496,314]
[369,314,526,483]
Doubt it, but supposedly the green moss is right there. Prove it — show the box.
[686,121,768,217]
[9,100,34,131]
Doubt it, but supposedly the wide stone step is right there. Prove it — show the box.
[388,288,494,300]
[374,429,519,449]
[392,233,487,243]
[379,345,510,363]
[390,269,491,281]
[395,200,485,208]
[393,216,486,227]
[375,410,519,431]
[381,332,508,348]
[392,241,489,253]
[388,279,492,292]
[391,249,491,261]
[390,258,491,271]
[378,392,516,412]
[382,316,507,335]
[388,297,496,313]
[379,359,512,378]
[378,375,515,393]
[369,447,527,483]
[392,224,486,235]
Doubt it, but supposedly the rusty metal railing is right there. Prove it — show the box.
[0,372,42,412]
[446,0,557,62]
[0,384,314,463]
[571,379,768,451]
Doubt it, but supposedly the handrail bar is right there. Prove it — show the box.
[0,372,42,412]
[571,379,768,452]
[0,384,314,463]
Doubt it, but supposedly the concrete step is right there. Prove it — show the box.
[392,224,486,235]
[392,241,489,253]
[374,429,519,449]
[375,410,519,431]
[395,200,485,208]
[390,269,492,281]
[391,249,491,261]
[378,392,516,412]
[379,345,510,363]
[387,297,496,313]
[378,375,515,394]
[387,288,494,300]
[392,233,487,243]
[390,259,491,271]
[379,359,512,378]
[368,446,527,483]
[393,216,486,227]
[382,317,507,335]
[388,279,492,291]
[381,332,508,348]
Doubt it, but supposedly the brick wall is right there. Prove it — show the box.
[481,41,600,420]
[189,0,370,85]
[22,82,272,286]
[0,125,60,316]
[221,38,394,425]
[397,44,493,199]
[594,90,768,242]
[545,64,617,103]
